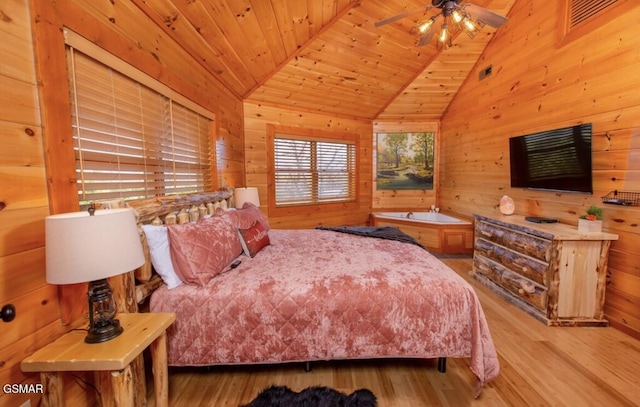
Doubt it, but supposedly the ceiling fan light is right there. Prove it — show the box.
[463,19,476,31]
[463,18,485,38]
[376,2,508,49]
[438,24,449,43]
[417,17,435,34]
[436,24,452,50]
[451,9,464,23]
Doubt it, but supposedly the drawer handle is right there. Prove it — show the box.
[518,280,536,295]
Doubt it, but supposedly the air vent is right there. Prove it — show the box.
[569,0,618,28]
[560,0,625,46]
[479,65,492,81]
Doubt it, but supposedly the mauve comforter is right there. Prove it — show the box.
[150,229,499,396]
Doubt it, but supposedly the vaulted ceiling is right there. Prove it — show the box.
[130,0,516,120]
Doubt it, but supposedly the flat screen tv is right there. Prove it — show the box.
[509,123,593,193]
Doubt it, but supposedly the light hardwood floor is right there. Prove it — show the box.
[146,258,640,406]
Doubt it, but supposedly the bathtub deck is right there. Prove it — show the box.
[370,212,474,254]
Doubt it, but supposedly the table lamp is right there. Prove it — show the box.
[45,207,144,343]
[234,187,260,208]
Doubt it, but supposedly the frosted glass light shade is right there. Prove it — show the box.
[45,208,145,284]
[234,187,260,209]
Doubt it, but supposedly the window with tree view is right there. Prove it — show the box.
[271,129,357,206]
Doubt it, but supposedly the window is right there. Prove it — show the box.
[268,125,357,208]
[64,31,214,204]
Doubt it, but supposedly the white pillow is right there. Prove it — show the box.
[141,224,182,289]
[237,229,251,257]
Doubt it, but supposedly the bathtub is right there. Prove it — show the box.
[371,211,474,254]
[374,212,471,225]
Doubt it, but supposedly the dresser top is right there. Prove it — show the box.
[473,214,619,241]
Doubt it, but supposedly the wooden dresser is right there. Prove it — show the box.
[472,214,618,326]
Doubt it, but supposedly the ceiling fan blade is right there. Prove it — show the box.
[374,6,432,27]
[465,3,508,28]
[417,30,436,47]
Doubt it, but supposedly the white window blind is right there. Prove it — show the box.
[274,134,356,205]
[66,47,213,204]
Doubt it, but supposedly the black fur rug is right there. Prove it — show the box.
[243,385,378,407]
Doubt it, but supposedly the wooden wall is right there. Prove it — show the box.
[0,0,245,405]
[241,110,442,225]
[243,102,372,228]
[0,2,75,406]
[439,0,640,338]
[372,121,440,211]
[3,1,640,405]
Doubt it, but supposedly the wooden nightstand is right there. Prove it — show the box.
[21,312,175,407]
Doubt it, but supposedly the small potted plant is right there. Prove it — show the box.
[578,204,603,232]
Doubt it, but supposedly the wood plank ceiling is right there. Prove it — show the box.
[130,0,516,121]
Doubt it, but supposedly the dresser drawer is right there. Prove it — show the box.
[473,255,547,311]
[474,238,549,286]
[476,221,552,263]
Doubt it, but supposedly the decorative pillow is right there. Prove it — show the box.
[238,220,271,258]
[167,216,243,286]
[140,225,183,290]
[220,202,270,231]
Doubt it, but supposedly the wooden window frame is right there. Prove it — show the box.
[64,30,215,204]
[267,124,359,217]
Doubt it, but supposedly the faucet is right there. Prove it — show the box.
[406,212,414,219]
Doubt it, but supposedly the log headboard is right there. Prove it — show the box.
[96,189,234,312]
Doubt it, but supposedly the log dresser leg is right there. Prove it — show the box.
[40,372,64,407]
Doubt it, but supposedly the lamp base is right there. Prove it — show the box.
[85,278,124,343]
[85,319,123,343]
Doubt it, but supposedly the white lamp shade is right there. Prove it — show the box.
[234,187,260,209]
[45,208,145,284]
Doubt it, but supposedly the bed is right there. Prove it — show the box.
[109,191,499,398]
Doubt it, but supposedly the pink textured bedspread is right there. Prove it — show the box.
[150,229,499,396]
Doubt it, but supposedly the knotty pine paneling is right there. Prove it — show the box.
[0,249,46,299]
[0,76,41,126]
[0,121,44,168]
[0,1,65,406]
[243,102,372,229]
[31,0,245,328]
[439,0,640,338]
[372,121,439,211]
[31,0,246,223]
[0,1,245,405]
[131,0,260,97]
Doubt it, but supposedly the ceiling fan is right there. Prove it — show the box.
[375,0,508,49]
